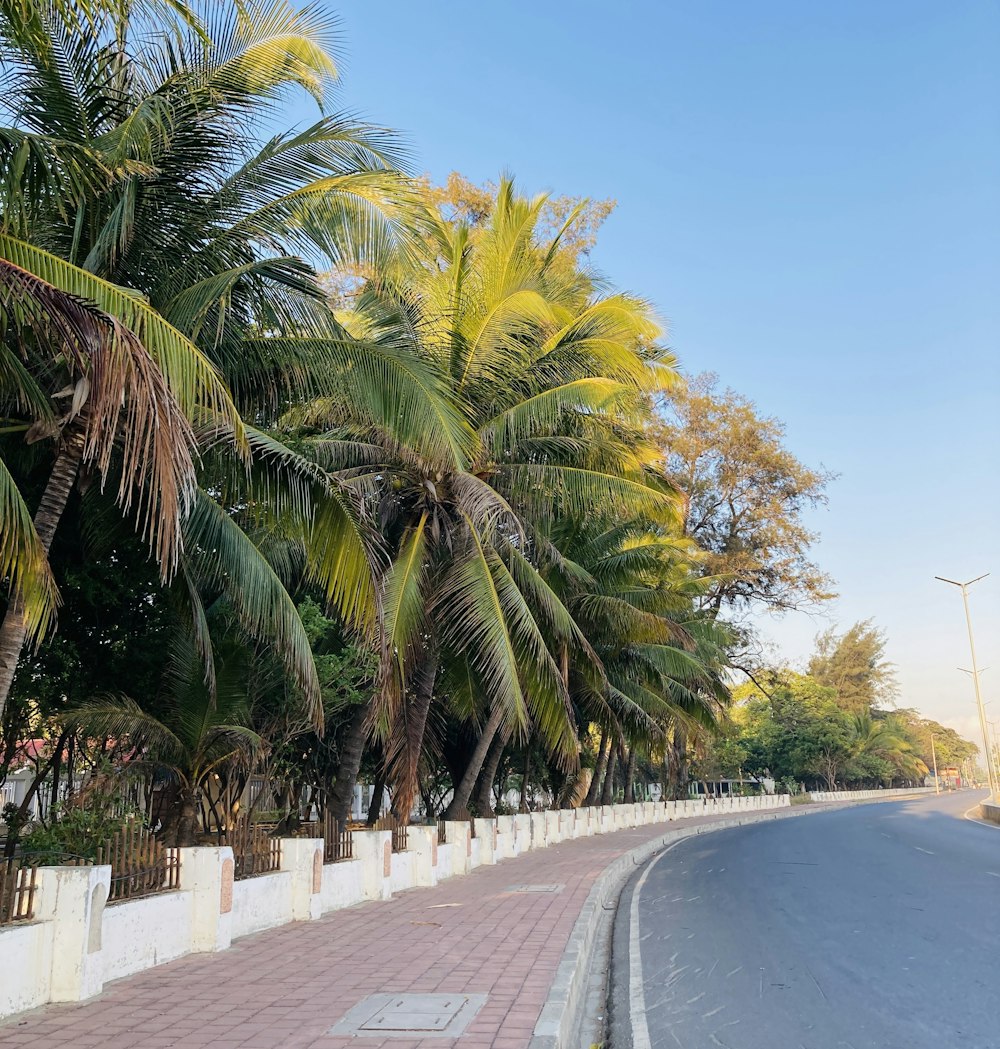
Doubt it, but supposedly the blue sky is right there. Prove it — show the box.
[302,1,999,745]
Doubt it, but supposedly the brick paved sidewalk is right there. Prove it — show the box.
[0,810,759,1049]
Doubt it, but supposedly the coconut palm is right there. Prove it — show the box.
[307,180,680,816]
[68,628,264,846]
[0,254,216,721]
[851,712,928,785]
[0,0,425,720]
[527,515,732,807]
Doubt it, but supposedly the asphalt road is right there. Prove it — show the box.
[612,792,999,1049]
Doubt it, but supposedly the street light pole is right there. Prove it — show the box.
[959,666,992,793]
[989,720,1000,783]
[936,573,996,799]
[930,733,939,794]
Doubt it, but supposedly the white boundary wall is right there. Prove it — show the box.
[809,786,935,802]
[0,787,932,1020]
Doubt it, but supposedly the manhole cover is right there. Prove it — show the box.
[505,883,565,893]
[329,994,487,1038]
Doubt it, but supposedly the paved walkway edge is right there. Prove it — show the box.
[530,791,938,1049]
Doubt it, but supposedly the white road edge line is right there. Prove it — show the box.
[629,838,690,1049]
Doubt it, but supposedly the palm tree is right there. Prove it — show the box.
[0,255,214,721]
[851,713,928,786]
[0,0,423,720]
[310,180,680,817]
[69,629,263,846]
[538,515,732,807]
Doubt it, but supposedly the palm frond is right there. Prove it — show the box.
[0,236,246,447]
[183,489,322,724]
[0,453,58,638]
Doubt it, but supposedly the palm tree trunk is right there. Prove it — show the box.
[0,436,83,724]
[518,746,531,813]
[367,766,387,825]
[441,706,504,820]
[600,742,618,805]
[173,786,201,848]
[472,725,508,817]
[623,746,637,803]
[389,647,438,821]
[329,700,370,822]
[584,731,609,807]
[666,725,689,800]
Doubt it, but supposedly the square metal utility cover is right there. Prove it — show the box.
[505,883,565,893]
[329,994,487,1038]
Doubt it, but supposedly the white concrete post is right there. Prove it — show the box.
[36,864,111,1002]
[495,815,516,859]
[529,812,547,850]
[473,819,497,865]
[280,837,323,921]
[442,821,472,875]
[178,845,234,953]
[407,826,439,886]
[559,809,573,840]
[544,810,561,844]
[512,814,531,855]
[352,829,393,900]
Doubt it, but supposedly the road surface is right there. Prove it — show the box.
[612,791,999,1049]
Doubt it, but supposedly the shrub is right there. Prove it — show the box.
[19,771,141,862]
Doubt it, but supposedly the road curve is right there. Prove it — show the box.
[612,791,999,1049]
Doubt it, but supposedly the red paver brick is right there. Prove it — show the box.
[0,811,753,1049]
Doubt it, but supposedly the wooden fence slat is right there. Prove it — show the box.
[0,858,38,926]
[218,818,281,881]
[99,824,179,904]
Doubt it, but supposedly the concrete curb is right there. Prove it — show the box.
[530,790,939,1049]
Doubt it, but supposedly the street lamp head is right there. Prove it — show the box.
[935,573,990,589]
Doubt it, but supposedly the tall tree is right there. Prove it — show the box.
[0,261,208,721]
[318,178,678,816]
[653,373,835,617]
[809,619,897,714]
[0,0,421,722]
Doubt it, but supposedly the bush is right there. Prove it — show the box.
[19,772,141,862]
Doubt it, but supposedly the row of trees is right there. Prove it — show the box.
[0,2,964,851]
[692,622,978,792]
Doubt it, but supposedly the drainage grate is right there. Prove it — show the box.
[329,994,487,1038]
[505,883,565,893]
